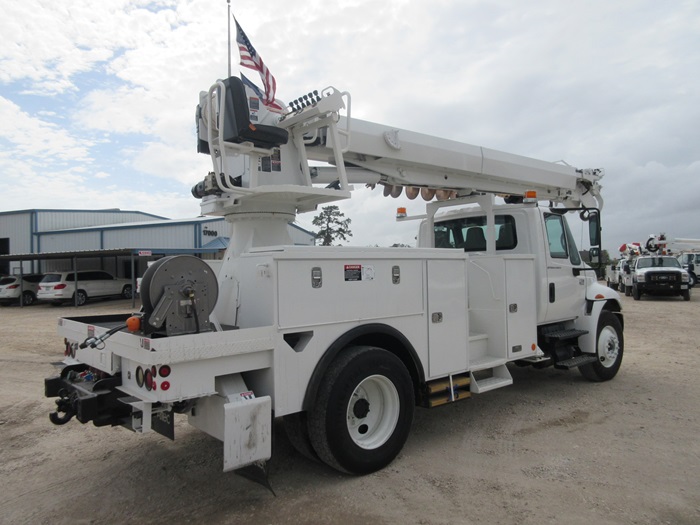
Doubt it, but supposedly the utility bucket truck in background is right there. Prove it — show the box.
[45,74,623,481]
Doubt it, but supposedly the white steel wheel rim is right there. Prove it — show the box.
[346,374,400,450]
[598,326,620,368]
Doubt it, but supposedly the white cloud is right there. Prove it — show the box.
[0,97,93,163]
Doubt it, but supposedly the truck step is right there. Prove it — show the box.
[469,364,513,394]
[543,328,589,342]
[469,355,508,372]
[423,374,471,407]
[554,354,599,369]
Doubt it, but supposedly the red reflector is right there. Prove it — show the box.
[161,381,170,391]
[55,284,67,290]
[151,365,157,377]
[152,381,157,391]
[159,365,171,378]
[7,284,19,289]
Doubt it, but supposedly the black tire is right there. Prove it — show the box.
[73,290,88,306]
[282,412,320,463]
[122,285,133,299]
[632,285,641,301]
[689,274,696,288]
[624,285,631,297]
[308,346,414,475]
[21,291,35,306]
[579,311,624,382]
[682,289,690,301]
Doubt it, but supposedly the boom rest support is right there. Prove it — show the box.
[221,76,289,149]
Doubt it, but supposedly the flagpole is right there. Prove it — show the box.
[227,0,232,77]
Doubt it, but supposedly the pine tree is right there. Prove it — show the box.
[312,205,352,246]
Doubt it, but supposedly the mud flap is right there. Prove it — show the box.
[223,396,272,472]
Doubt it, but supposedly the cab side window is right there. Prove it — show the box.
[545,214,568,259]
[544,212,581,265]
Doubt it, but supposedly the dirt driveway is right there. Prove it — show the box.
[1,293,699,524]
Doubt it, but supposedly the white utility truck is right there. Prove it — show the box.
[45,76,623,480]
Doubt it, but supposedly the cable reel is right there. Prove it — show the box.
[140,255,219,336]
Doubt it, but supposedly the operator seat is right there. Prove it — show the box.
[220,76,289,149]
[496,226,514,250]
[464,228,486,252]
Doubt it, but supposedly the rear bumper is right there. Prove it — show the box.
[45,364,130,426]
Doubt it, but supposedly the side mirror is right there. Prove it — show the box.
[589,247,600,265]
[689,262,695,273]
[586,210,601,247]
[623,263,630,274]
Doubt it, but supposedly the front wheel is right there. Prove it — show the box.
[579,311,624,382]
[308,346,414,474]
[682,289,690,301]
[632,285,641,300]
[122,285,133,299]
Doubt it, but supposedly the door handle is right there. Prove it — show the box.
[549,282,555,303]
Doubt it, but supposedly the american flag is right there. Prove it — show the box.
[235,18,278,108]
[241,73,283,112]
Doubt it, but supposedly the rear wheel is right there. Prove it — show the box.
[308,346,414,474]
[579,311,623,382]
[282,412,320,462]
[21,291,35,306]
[73,290,88,306]
[122,285,133,299]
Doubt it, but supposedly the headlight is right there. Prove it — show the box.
[682,273,689,282]
[637,273,645,282]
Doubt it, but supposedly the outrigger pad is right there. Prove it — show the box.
[221,76,289,149]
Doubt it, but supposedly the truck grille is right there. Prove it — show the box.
[648,272,678,282]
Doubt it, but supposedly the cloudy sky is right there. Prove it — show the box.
[1,0,699,255]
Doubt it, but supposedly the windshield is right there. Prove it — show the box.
[637,257,681,269]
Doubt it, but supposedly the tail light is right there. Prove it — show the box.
[54,284,67,290]
[7,284,19,289]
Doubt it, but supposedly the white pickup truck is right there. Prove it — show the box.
[624,256,690,301]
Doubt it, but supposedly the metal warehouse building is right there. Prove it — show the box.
[0,208,314,278]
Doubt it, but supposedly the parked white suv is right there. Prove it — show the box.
[37,270,133,306]
[0,274,44,306]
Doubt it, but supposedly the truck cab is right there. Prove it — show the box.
[418,199,614,332]
[677,252,698,288]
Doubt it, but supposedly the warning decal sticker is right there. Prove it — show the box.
[344,264,362,281]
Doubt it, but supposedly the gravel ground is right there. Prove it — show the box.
[1,291,699,525]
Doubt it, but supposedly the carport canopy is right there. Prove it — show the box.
[0,247,222,307]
